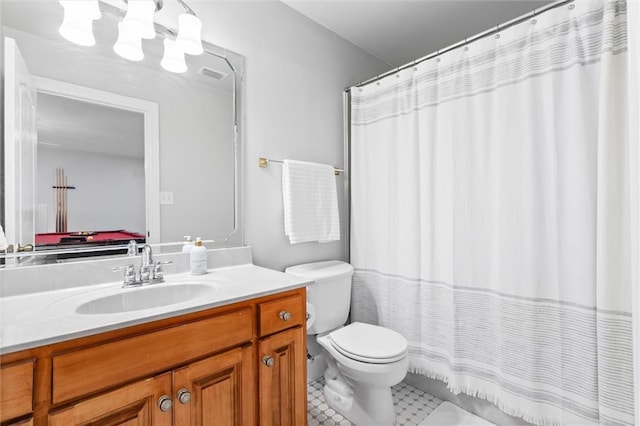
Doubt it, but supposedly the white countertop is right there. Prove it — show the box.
[0,263,309,354]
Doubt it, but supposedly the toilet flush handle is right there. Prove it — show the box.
[279,310,292,321]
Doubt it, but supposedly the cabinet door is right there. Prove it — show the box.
[173,346,255,426]
[48,373,172,426]
[259,326,306,426]
[0,359,34,423]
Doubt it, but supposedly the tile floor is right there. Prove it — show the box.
[307,378,443,426]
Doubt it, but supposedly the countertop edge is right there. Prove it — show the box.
[0,264,310,356]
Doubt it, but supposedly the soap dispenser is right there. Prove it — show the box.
[190,237,207,275]
[182,236,194,253]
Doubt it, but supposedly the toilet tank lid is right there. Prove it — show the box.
[285,260,353,282]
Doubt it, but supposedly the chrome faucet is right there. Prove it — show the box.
[140,244,154,283]
[114,242,173,287]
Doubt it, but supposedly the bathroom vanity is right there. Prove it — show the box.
[0,263,308,426]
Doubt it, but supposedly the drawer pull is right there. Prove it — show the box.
[263,355,276,368]
[279,310,292,321]
[177,388,192,404]
[158,395,173,412]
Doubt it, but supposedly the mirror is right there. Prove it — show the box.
[1,0,243,264]
[31,78,154,255]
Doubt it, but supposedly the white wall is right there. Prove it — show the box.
[190,2,389,271]
[37,146,145,234]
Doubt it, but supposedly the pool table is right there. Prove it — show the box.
[35,230,145,247]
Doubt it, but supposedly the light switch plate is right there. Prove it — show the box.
[159,191,174,205]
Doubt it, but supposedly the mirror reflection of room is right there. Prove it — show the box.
[2,0,240,259]
[35,93,146,249]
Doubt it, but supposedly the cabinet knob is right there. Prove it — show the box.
[279,310,292,321]
[263,355,276,368]
[177,388,192,404]
[158,395,173,412]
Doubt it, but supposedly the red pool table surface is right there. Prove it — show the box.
[35,230,145,246]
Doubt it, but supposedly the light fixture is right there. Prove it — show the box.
[113,22,144,61]
[121,0,157,40]
[175,12,203,55]
[58,0,204,73]
[161,39,187,73]
[58,0,101,47]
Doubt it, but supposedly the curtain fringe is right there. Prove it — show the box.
[408,366,565,426]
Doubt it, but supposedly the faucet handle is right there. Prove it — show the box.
[153,260,173,281]
[127,240,138,257]
[113,264,137,287]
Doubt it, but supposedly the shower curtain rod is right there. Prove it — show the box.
[349,0,574,90]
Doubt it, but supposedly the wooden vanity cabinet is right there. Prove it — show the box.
[173,344,255,425]
[258,328,305,426]
[257,294,307,426]
[49,346,255,426]
[0,359,35,425]
[48,372,173,426]
[0,287,306,426]
[5,419,34,426]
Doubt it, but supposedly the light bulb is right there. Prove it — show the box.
[122,0,156,40]
[161,39,187,73]
[114,22,144,61]
[58,0,101,47]
[175,13,203,56]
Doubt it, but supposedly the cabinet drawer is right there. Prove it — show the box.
[52,307,253,404]
[0,359,34,422]
[258,294,304,337]
[49,373,172,426]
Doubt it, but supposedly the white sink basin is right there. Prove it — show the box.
[76,283,214,315]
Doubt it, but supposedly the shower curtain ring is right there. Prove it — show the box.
[464,38,469,51]
[495,24,501,39]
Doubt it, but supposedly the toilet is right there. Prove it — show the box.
[285,260,409,426]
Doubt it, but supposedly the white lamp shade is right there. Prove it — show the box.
[114,22,144,61]
[122,0,156,40]
[161,39,187,73]
[175,13,203,56]
[58,0,101,46]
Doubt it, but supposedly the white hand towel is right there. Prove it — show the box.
[282,159,340,244]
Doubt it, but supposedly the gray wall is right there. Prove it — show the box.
[189,2,388,271]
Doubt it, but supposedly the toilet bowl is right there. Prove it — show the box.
[285,261,409,426]
[317,322,409,426]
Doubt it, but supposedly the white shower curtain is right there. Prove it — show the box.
[350,1,635,425]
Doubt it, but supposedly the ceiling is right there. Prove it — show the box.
[282,0,552,67]
[37,93,144,158]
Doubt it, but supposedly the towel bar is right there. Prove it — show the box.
[258,157,343,176]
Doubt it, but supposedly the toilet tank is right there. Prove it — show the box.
[285,260,353,335]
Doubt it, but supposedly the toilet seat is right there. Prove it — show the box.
[328,322,408,364]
